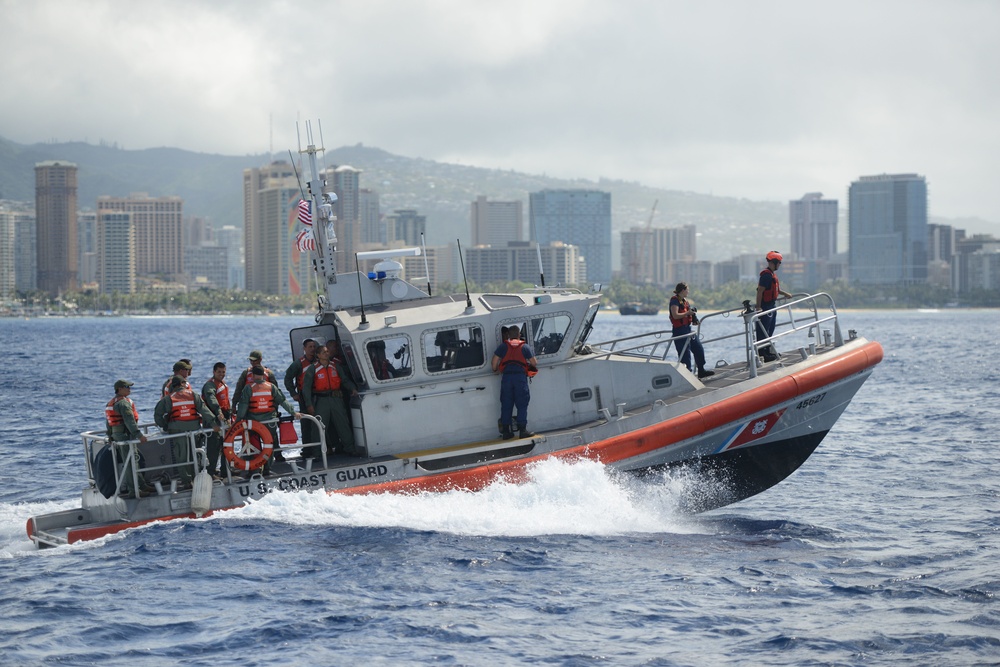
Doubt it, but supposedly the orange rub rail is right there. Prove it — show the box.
[339,341,884,496]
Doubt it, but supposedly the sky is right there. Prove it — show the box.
[2,0,998,224]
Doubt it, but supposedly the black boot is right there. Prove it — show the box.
[517,423,536,438]
[697,367,715,379]
[502,425,515,440]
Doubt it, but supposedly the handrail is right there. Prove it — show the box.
[578,292,844,379]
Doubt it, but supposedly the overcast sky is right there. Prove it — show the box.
[2,0,998,223]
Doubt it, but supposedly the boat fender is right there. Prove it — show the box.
[223,420,274,472]
[92,444,118,499]
[191,468,213,517]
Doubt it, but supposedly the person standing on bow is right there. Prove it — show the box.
[491,324,538,440]
[201,361,232,479]
[284,338,318,454]
[669,282,714,379]
[755,251,793,362]
[155,375,220,489]
[235,366,301,474]
[302,344,358,458]
[105,379,150,497]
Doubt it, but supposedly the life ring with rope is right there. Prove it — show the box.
[223,420,274,471]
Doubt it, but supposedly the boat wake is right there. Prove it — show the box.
[222,458,716,538]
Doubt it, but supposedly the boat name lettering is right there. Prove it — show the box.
[795,392,826,410]
[336,465,389,483]
[237,473,329,497]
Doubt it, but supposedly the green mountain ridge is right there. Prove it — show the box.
[2,136,993,264]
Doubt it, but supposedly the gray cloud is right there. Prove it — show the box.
[2,0,997,222]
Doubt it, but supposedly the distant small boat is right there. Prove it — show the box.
[619,302,660,316]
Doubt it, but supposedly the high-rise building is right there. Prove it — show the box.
[97,211,136,294]
[215,225,244,290]
[96,193,184,280]
[529,189,611,283]
[185,245,229,290]
[848,174,928,285]
[12,207,37,292]
[790,193,837,260]
[0,208,15,298]
[359,189,383,244]
[243,161,308,294]
[77,210,99,287]
[620,225,696,286]
[387,209,426,247]
[471,196,523,246]
[35,161,78,294]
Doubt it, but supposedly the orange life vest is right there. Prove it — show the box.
[499,339,529,373]
[211,378,231,412]
[169,387,199,422]
[296,355,311,393]
[759,268,780,304]
[163,377,191,397]
[105,396,139,426]
[312,362,342,392]
[670,297,694,327]
[249,381,276,414]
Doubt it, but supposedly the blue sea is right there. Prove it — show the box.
[1,309,998,666]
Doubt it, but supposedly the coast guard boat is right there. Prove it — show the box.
[27,139,883,548]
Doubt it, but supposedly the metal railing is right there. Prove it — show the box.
[81,414,329,497]
[583,292,844,378]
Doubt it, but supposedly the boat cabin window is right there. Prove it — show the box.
[529,313,571,356]
[423,325,485,373]
[366,336,412,381]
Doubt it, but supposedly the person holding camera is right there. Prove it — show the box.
[669,282,714,379]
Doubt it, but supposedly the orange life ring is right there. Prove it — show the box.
[223,420,274,471]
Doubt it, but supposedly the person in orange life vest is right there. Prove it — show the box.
[235,365,301,474]
[201,362,232,479]
[755,251,792,362]
[284,338,319,453]
[326,339,355,432]
[302,345,359,457]
[669,282,714,379]
[105,379,150,497]
[154,375,220,488]
[232,349,278,417]
[162,359,193,396]
[491,325,538,440]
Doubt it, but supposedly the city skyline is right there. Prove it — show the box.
[1,1,998,227]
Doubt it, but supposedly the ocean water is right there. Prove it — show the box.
[1,309,998,666]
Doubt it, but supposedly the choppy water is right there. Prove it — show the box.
[1,310,998,666]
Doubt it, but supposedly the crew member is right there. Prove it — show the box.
[232,349,278,418]
[491,325,538,440]
[162,359,192,396]
[235,365,301,474]
[155,375,220,489]
[755,251,793,362]
[285,338,318,453]
[105,379,150,497]
[303,345,358,457]
[669,282,714,379]
[201,361,231,479]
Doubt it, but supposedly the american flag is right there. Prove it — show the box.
[297,199,312,226]
[295,229,316,252]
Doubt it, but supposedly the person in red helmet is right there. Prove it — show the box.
[755,251,792,362]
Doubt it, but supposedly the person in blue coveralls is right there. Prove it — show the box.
[491,325,538,440]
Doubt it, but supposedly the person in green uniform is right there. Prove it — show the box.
[302,345,358,457]
[284,338,319,454]
[201,362,232,479]
[232,350,278,420]
[235,366,301,474]
[105,379,150,497]
[154,375,220,489]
